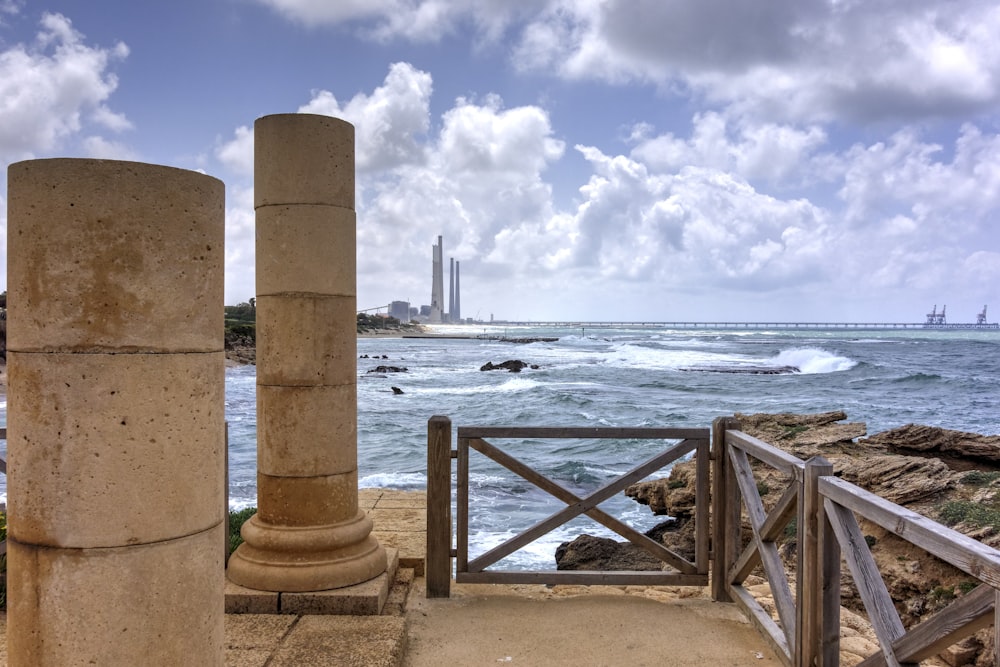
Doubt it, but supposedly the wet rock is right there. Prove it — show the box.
[367,365,408,374]
[480,360,538,372]
[863,424,1000,467]
[554,534,664,571]
[391,386,404,395]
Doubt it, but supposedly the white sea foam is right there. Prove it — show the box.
[360,472,427,489]
[772,348,857,374]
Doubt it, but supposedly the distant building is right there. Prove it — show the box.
[429,236,444,323]
[419,305,431,317]
[389,301,410,322]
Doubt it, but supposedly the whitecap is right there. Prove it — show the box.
[771,348,857,374]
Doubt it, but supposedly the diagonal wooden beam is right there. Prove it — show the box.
[729,446,798,655]
[730,482,798,584]
[857,583,994,667]
[470,437,697,573]
[468,440,697,572]
[824,498,914,667]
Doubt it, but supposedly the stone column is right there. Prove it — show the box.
[5,159,226,665]
[226,114,386,592]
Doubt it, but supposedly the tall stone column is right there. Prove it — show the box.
[226,114,386,592]
[5,159,226,665]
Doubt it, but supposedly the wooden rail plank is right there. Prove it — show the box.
[470,437,696,573]
[456,570,708,586]
[695,438,710,574]
[820,476,1000,590]
[457,426,709,440]
[456,436,470,576]
[426,416,453,598]
[730,446,797,654]
[824,499,913,667]
[857,583,994,667]
[467,441,697,572]
[726,430,806,478]
[730,584,792,667]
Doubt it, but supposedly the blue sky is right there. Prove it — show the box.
[2,0,999,323]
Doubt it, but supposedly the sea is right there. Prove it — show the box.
[3,325,1000,569]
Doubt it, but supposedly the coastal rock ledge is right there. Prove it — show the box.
[570,412,1000,667]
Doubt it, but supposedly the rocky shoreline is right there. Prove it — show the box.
[557,412,1000,666]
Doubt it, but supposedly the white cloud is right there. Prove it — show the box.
[80,135,137,160]
[513,0,1000,125]
[299,62,432,171]
[215,124,254,176]
[250,0,537,43]
[0,12,128,163]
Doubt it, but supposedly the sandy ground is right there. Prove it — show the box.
[403,580,780,667]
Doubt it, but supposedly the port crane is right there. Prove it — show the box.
[978,305,989,325]
[925,304,946,325]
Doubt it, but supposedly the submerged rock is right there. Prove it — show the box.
[367,365,408,374]
[480,359,539,372]
[680,365,800,375]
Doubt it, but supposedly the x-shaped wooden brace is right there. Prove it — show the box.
[465,437,701,574]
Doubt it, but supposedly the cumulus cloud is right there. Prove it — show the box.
[512,0,1000,125]
[0,12,129,164]
[299,62,432,171]
[249,0,537,43]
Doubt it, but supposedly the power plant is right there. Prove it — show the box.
[427,235,462,324]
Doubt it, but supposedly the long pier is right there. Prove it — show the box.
[485,321,999,330]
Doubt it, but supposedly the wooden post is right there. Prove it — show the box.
[426,416,453,597]
[797,456,835,667]
[712,416,740,601]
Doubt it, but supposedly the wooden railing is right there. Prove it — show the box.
[425,416,711,597]
[429,415,1000,666]
[716,418,1000,667]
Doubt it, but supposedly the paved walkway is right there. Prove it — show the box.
[0,490,782,665]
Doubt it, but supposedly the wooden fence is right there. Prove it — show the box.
[428,415,1000,667]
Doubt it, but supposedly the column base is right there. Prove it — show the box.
[226,510,387,592]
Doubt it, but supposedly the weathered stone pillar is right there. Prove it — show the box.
[5,159,226,665]
[226,114,386,592]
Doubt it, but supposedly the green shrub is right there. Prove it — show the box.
[961,470,1000,487]
[931,585,956,601]
[958,581,979,595]
[229,507,257,554]
[938,501,1000,532]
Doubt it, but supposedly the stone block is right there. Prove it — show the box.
[374,490,428,509]
[269,616,406,667]
[257,384,357,477]
[256,294,356,387]
[280,549,397,615]
[224,581,281,614]
[6,158,224,353]
[256,205,355,297]
[254,114,354,209]
[372,530,426,576]
[7,523,224,666]
[372,508,426,532]
[256,471,360,526]
[7,351,225,547]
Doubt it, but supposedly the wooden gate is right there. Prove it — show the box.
[426,416,711,597]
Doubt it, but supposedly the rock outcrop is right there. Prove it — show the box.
[480,360,539,372]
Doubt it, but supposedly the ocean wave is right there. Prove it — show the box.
[403,377,543,395]
[771,348,857,374]
[360,472,427,489]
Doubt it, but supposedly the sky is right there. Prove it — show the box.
[1,0,999,323]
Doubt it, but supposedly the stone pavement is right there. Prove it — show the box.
[0,489,784,666]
